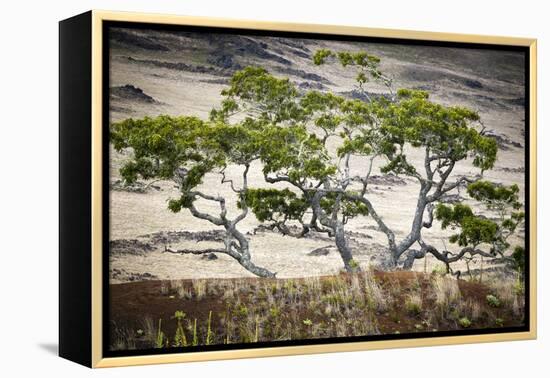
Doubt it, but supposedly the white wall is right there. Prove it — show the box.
[0,0,547,376]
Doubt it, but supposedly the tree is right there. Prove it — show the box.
[432,180,525,273]
[210,66,371,272]
[216,50,509,273]
[110,115,276,277]
[307,50,524,273]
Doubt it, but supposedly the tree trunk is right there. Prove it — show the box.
[400,249,425,270]
[335,224,360,273]
[236,252,276,278]
[226,223,277,278]
[311,191,360,273]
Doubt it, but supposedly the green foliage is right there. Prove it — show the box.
[167,194,193,213]
[486,294,501,308]
[210,66,302,124]
[192,318,198,346]
[435,203,498,247]
[405,300,422,316]
[436,181,525,257]
[300,91,346,134]
[320,192,369,221]
[313,49,383,82]
[348,259,360,270]
[432,264,448,276]
[111,115,208,183]
[241,188,308,223]
[172,311,188,347]
[381,90,497,175]
[435,203,474,229]
[458,317,472,328]
[206,311,214,345]
[111,114,281,214]
[313,49,333,65]
[467,181,522,211]
[337,136,373,157]
[258,124,336,182]
[511,246,525,275]
[155,319,165,348]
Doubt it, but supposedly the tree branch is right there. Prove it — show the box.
[232,163,250,226]
[220,166,241,193]
[189,202,225,226]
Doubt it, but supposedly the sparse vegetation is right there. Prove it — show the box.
[110,270,525,350]
[107,31,527,352]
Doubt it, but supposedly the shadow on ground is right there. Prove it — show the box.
[38,343,58,356]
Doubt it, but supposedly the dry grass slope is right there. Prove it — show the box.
[110,270,525,351]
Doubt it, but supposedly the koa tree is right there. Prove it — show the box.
[111,115,276,277]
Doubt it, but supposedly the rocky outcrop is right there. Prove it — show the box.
[110,29,169,51]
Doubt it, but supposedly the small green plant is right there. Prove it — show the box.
[192,318,198,346]
[302,319,313,326]
[513,278,525,296]
[192,279,208,300]
[448,308,461,321]
[459,317,472,328]
[172,311,188,347]
[405,294,423,316]
[432,264,447,276]
[406,302,422,316]
[486,294,501,308]
[269,306,281,318]
[254,316,260,342]
[237,304,249,317]
[155,319,165,348]
[206,311,214,345]
[389,309,401,324]
[495,318,504,327]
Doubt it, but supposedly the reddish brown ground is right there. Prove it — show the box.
[109,271,524,350]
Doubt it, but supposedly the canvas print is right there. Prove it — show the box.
[107,24,528,354]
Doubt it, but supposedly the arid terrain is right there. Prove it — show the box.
[108,27,526,282]
[107,28,527,350]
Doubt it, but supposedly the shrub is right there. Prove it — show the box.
[364,273,388,312]
[459,317,472,328]
[432,264,447,276]
[486,294,501,308]
[192,279,207,300]
[433,276,461,308]
[405,293,423,316]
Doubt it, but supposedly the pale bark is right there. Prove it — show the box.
[174,164,276,278]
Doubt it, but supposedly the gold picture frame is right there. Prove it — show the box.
[59,10,537,368]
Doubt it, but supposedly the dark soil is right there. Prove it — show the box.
[109,271,524,350]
